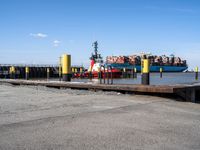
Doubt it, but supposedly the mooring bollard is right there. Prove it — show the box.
[80,67,83,78]
[9,66,12,79]
[90,71,92,81]
[160,68,163,78]
[12,66,16,79]
[75,68,77,78]
[107,67,109,84]
[9,66,15,79]
[195,67,198,80]
[132,67,134,78]
[123,68,126,78]
[62,54,71,81]
[75,68,78,74]
[110,66,113,85]
[134,68,137,78]
[59,56,62,81]
[141,59,150,85]
[47,68,50,80]
[98,67,102,84]
[71,68,73,78]
[2,67,6,79]
[103,66,106,84]
[25,67,29,80]
[127,69,130,78]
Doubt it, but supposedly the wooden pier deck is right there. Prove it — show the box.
[0,79,199,103]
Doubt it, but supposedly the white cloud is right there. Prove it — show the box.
[30,33,48,38]
[53,40,61,47]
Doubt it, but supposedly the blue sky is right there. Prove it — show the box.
[0,0,200,69]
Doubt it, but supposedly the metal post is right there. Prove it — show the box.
[59,56,62,81]
[9,66,12,79]
[134,68,137,78]
[103,65,106,84]
[3,67,6,79]
[71,67,74,78]
[74,68,77,78]
[195,67,198,80]
[98,67,102,84]
[107,67,109,84]
[132,67,134,78]
[13,66,15,79]
[80,67,83,78]
[47,68,50,80]
[75,68,77,74]
[25,67,29,80]
[160,68,163,78]
[141,59,150,85]
[110,66,113,85]
[10,66,15,79]
[62,54,71,81]
[123,68,126,78]
[90,71,92,81]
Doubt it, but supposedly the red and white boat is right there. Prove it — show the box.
[84,41,122,78]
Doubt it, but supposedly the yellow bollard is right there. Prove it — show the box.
[10,66,15,79]
[141,59,150,85]
[123,68,126,78]
[79,67,83,78]
[160,68,163,78]
[134,67,137,78]
[80,67,83,73]
[72,67,75,73]
[75,68,78,73]
[62,54,71,81]
[25,67,29,80]
[195,67,198,80]
[11,66,15,73]
[47,68,50,80]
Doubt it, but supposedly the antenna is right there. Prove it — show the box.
[90,41,103,63]
[93,41,98,56]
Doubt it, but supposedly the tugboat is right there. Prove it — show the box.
[85,41,122,78]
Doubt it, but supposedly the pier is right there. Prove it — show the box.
[0,79,199,103]
[0,64,84,79]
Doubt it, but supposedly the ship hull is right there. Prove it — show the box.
[106,63,188,72]
[84,70,122,78]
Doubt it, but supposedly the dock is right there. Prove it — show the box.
[0,64,83,79]
[0,79,199,103]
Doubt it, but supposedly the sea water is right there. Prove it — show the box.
[71,72,200,85]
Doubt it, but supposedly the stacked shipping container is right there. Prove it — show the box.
[106,55,187,66]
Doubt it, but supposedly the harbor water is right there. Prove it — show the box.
[70,72,200,85]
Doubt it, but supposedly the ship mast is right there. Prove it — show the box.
[90,41,103,63]
[94,41,98,57]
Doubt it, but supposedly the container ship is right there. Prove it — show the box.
[85,41,188,78]
[106,54,188,72]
